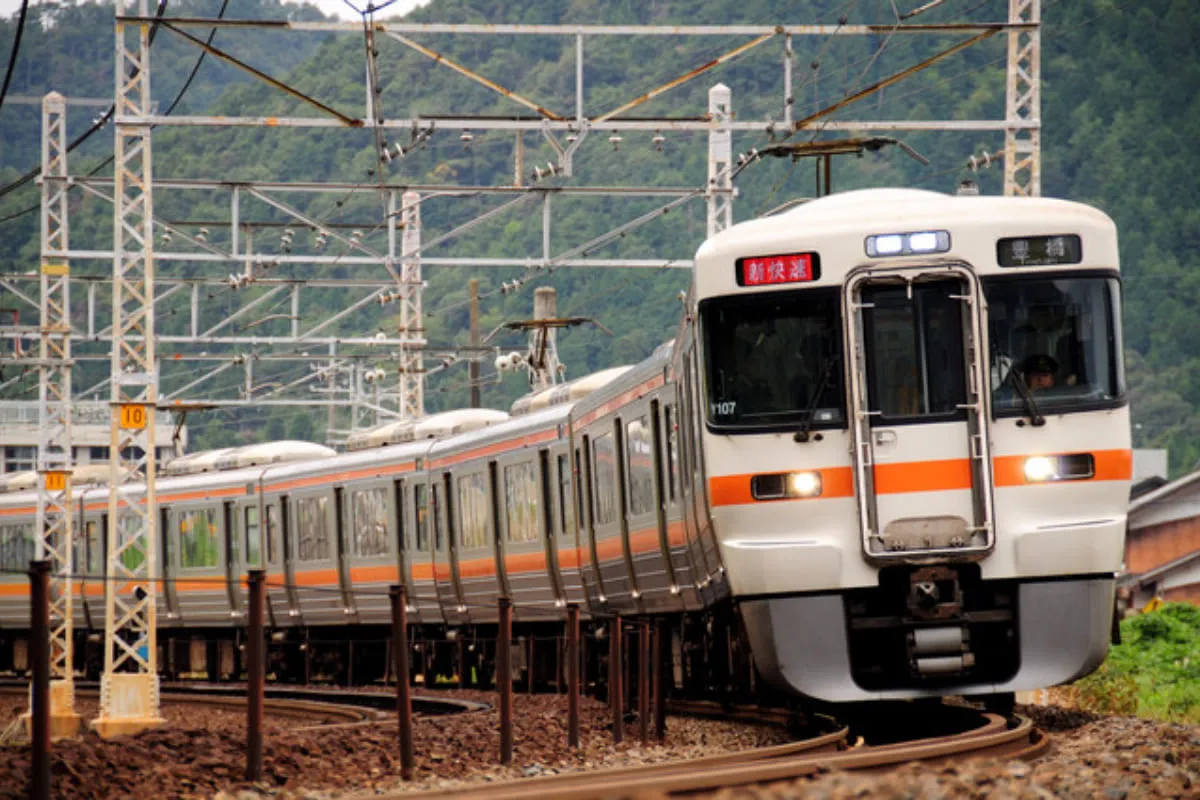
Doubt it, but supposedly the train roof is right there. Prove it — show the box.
[693,188,1119,298]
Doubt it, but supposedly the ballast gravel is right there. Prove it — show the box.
[0,694,1196,799]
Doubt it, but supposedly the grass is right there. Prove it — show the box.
[1067,602,1200,724]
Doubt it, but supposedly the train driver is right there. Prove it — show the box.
[1021,353,1059,392]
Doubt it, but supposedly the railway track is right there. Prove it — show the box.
[0,680,484,727]
[384,709,1047,799]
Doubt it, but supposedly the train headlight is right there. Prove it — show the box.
[1022,454,1096,483]
[788,471,822,497]
[1023,456,1056,482]
[751,471,823,500]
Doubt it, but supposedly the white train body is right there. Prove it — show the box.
[0,188,1129,702]
[689,188,1129,699]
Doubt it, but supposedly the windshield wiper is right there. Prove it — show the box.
[1005,364,1046,427]
[794,355,840,443]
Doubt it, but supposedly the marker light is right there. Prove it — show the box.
[865,230,951,258]
[751,471,823,500]
[1022,454,1096,483]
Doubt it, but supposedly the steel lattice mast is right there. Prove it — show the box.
[31,91,83,738]
[93,0,165,738]
[1003,0,1041,196]
[706,84,734,237]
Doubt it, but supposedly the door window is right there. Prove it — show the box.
[863,280,966,423]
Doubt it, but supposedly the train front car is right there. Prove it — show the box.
[691,188,1130,702]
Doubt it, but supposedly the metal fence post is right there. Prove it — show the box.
[30,560,51,800]
[610,615,623,744]
[497,597,513,764]
[245,570,265,782]
[567,604,580,748]
[390,585,414,780]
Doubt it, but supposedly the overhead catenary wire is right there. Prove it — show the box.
[0,0,170,204]
[0,0,30,118]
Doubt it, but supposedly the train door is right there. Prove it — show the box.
[332,487,357,617]
[277,496,303,622]
[554,443,588,606]
[844,266,995,560]
[538,448,566,604]
[577,437,608,608]
[677,354,714,589]
[393,478,414,597]
[238,498,277,625]
[407,479,436,622]
[79,507,104,628]
[223,501,242,617]
[431,474,465,622]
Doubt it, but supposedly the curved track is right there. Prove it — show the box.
[385,710,1047,799]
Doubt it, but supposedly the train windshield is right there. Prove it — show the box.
[984,275,1125,414]
[700,288,844,431]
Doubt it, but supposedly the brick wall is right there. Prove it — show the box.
[1126,515,1200,574]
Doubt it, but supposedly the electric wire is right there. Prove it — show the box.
[0,0,30,118]
[0,0,170,204]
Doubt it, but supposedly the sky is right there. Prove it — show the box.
[0,1,431,22]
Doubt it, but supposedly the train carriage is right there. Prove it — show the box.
[0,187,1130,709]
[687,188,1130,700]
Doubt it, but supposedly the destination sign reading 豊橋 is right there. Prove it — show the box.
[736,253,821,287]
[996,234,1082,267]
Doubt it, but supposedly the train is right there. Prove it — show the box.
[0,187,1132,705]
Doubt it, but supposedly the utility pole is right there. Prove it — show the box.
[31,91,81,738]
[706,83,734,237]
[1003,0,1041,196]
[469,279,481,408]
[397,191,424,420]
[93,0,165,738]
[528,287,561,393]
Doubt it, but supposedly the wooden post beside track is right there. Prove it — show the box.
[610,616,623,744]
[390,585,414,781]
[457,635,467,689]
[497,597,514,765]
[655,619,668,741]
[567,604,580,748]
[30,560,51,800]
[245,570,265,783]
[639,621,650,745]
[527,636,535,695]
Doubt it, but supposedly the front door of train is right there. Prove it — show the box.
[844,265,995,561]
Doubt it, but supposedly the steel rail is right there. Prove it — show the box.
[391,712,1047,800]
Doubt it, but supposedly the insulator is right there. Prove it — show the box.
[532,166,544,181]
[653,133,665,151]
[609,134,622,151]
[566,133,578,143]
[160,231,172,244]
[196,227,210,243]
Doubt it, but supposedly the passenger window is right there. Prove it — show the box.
[295,496,330,562]
[245,507,261,567]
[0,524,34,570]
[664,406,679,502]
[456,473,490,549]
[350,487,390,557]
[432,485,444,551]
[179,508,220,569]
[504,461,539,543]
[591,432,617,526]
[265,505,279,563]
[86,520,101,573]
[414,484,429,552]
[557,453,573,537]
[625,417,655,516]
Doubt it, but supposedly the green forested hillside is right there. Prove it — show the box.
[1,0,1197,470]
